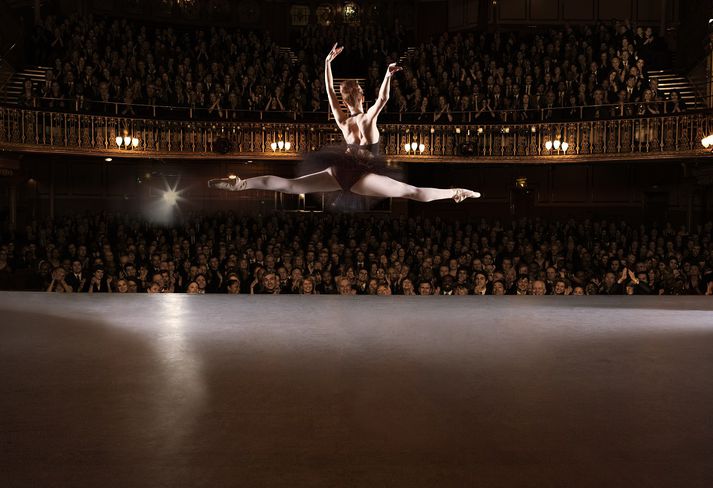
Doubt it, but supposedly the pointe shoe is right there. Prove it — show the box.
[208,177,246,191]
[452,188,481,203]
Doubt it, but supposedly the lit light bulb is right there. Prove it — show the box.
[228,174,237,180]
[411,142,418,151]
[278,140,284,150]
[123,136,131,147]
[131,137,139,148]
[419,143,425,153]
[561,142,569,152]
[477,127,483,134]
[115,136,123,147]
[270,142,277,151]
[404,143,410,152]
[545,140,553,150]
[284,141,291,150]
[553,140,561,150]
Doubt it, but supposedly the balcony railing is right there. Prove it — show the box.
[1,104,711,162]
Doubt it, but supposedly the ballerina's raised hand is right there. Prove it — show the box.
[326,43,344,63]
[386,62,402,77]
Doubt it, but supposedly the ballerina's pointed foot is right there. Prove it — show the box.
[453,188,481,203]
[208,177,246,191]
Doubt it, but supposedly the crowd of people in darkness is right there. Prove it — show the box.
[16,14,685,122]
[396,21,681,123]
[1,212,712,296]
[24,14,309,118]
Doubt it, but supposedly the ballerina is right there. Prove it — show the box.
[209,43,481,204]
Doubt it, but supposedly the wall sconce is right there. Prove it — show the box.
[116,135,140,149]
[270,140,292,152]
[404,141,426,154]
[544,138,568,154]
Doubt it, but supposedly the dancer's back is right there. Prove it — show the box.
[338,112,380,147]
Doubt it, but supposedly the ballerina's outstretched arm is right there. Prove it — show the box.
[325,43,347,124]
[365,62,402,121]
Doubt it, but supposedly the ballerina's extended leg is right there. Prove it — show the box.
[349,173,480,202]
[209,169,341,194]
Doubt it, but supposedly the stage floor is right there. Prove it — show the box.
[1,293,713,487]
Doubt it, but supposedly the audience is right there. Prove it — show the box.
[29,14,298,119]
[21,14,681,122]
[398,21,675,122]
[1,212,712,295]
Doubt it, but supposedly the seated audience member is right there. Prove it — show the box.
[47,266,73,293]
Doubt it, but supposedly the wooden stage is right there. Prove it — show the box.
[1,293,712,487]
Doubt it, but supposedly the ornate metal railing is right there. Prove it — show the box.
[1,104,711,162]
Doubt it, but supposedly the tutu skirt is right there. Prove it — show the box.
[298,144,404,212]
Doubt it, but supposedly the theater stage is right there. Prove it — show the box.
[1,293,712,488]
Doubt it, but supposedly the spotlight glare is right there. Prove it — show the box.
[104,157,112,162]
[163,190,178,205]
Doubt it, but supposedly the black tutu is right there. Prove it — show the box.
[298,143,404,212]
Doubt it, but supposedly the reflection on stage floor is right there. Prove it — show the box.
[1,293,712,487]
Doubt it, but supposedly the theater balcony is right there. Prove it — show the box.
[1,104,712,164]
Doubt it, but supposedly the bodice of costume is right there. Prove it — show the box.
[347,142,380,157]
